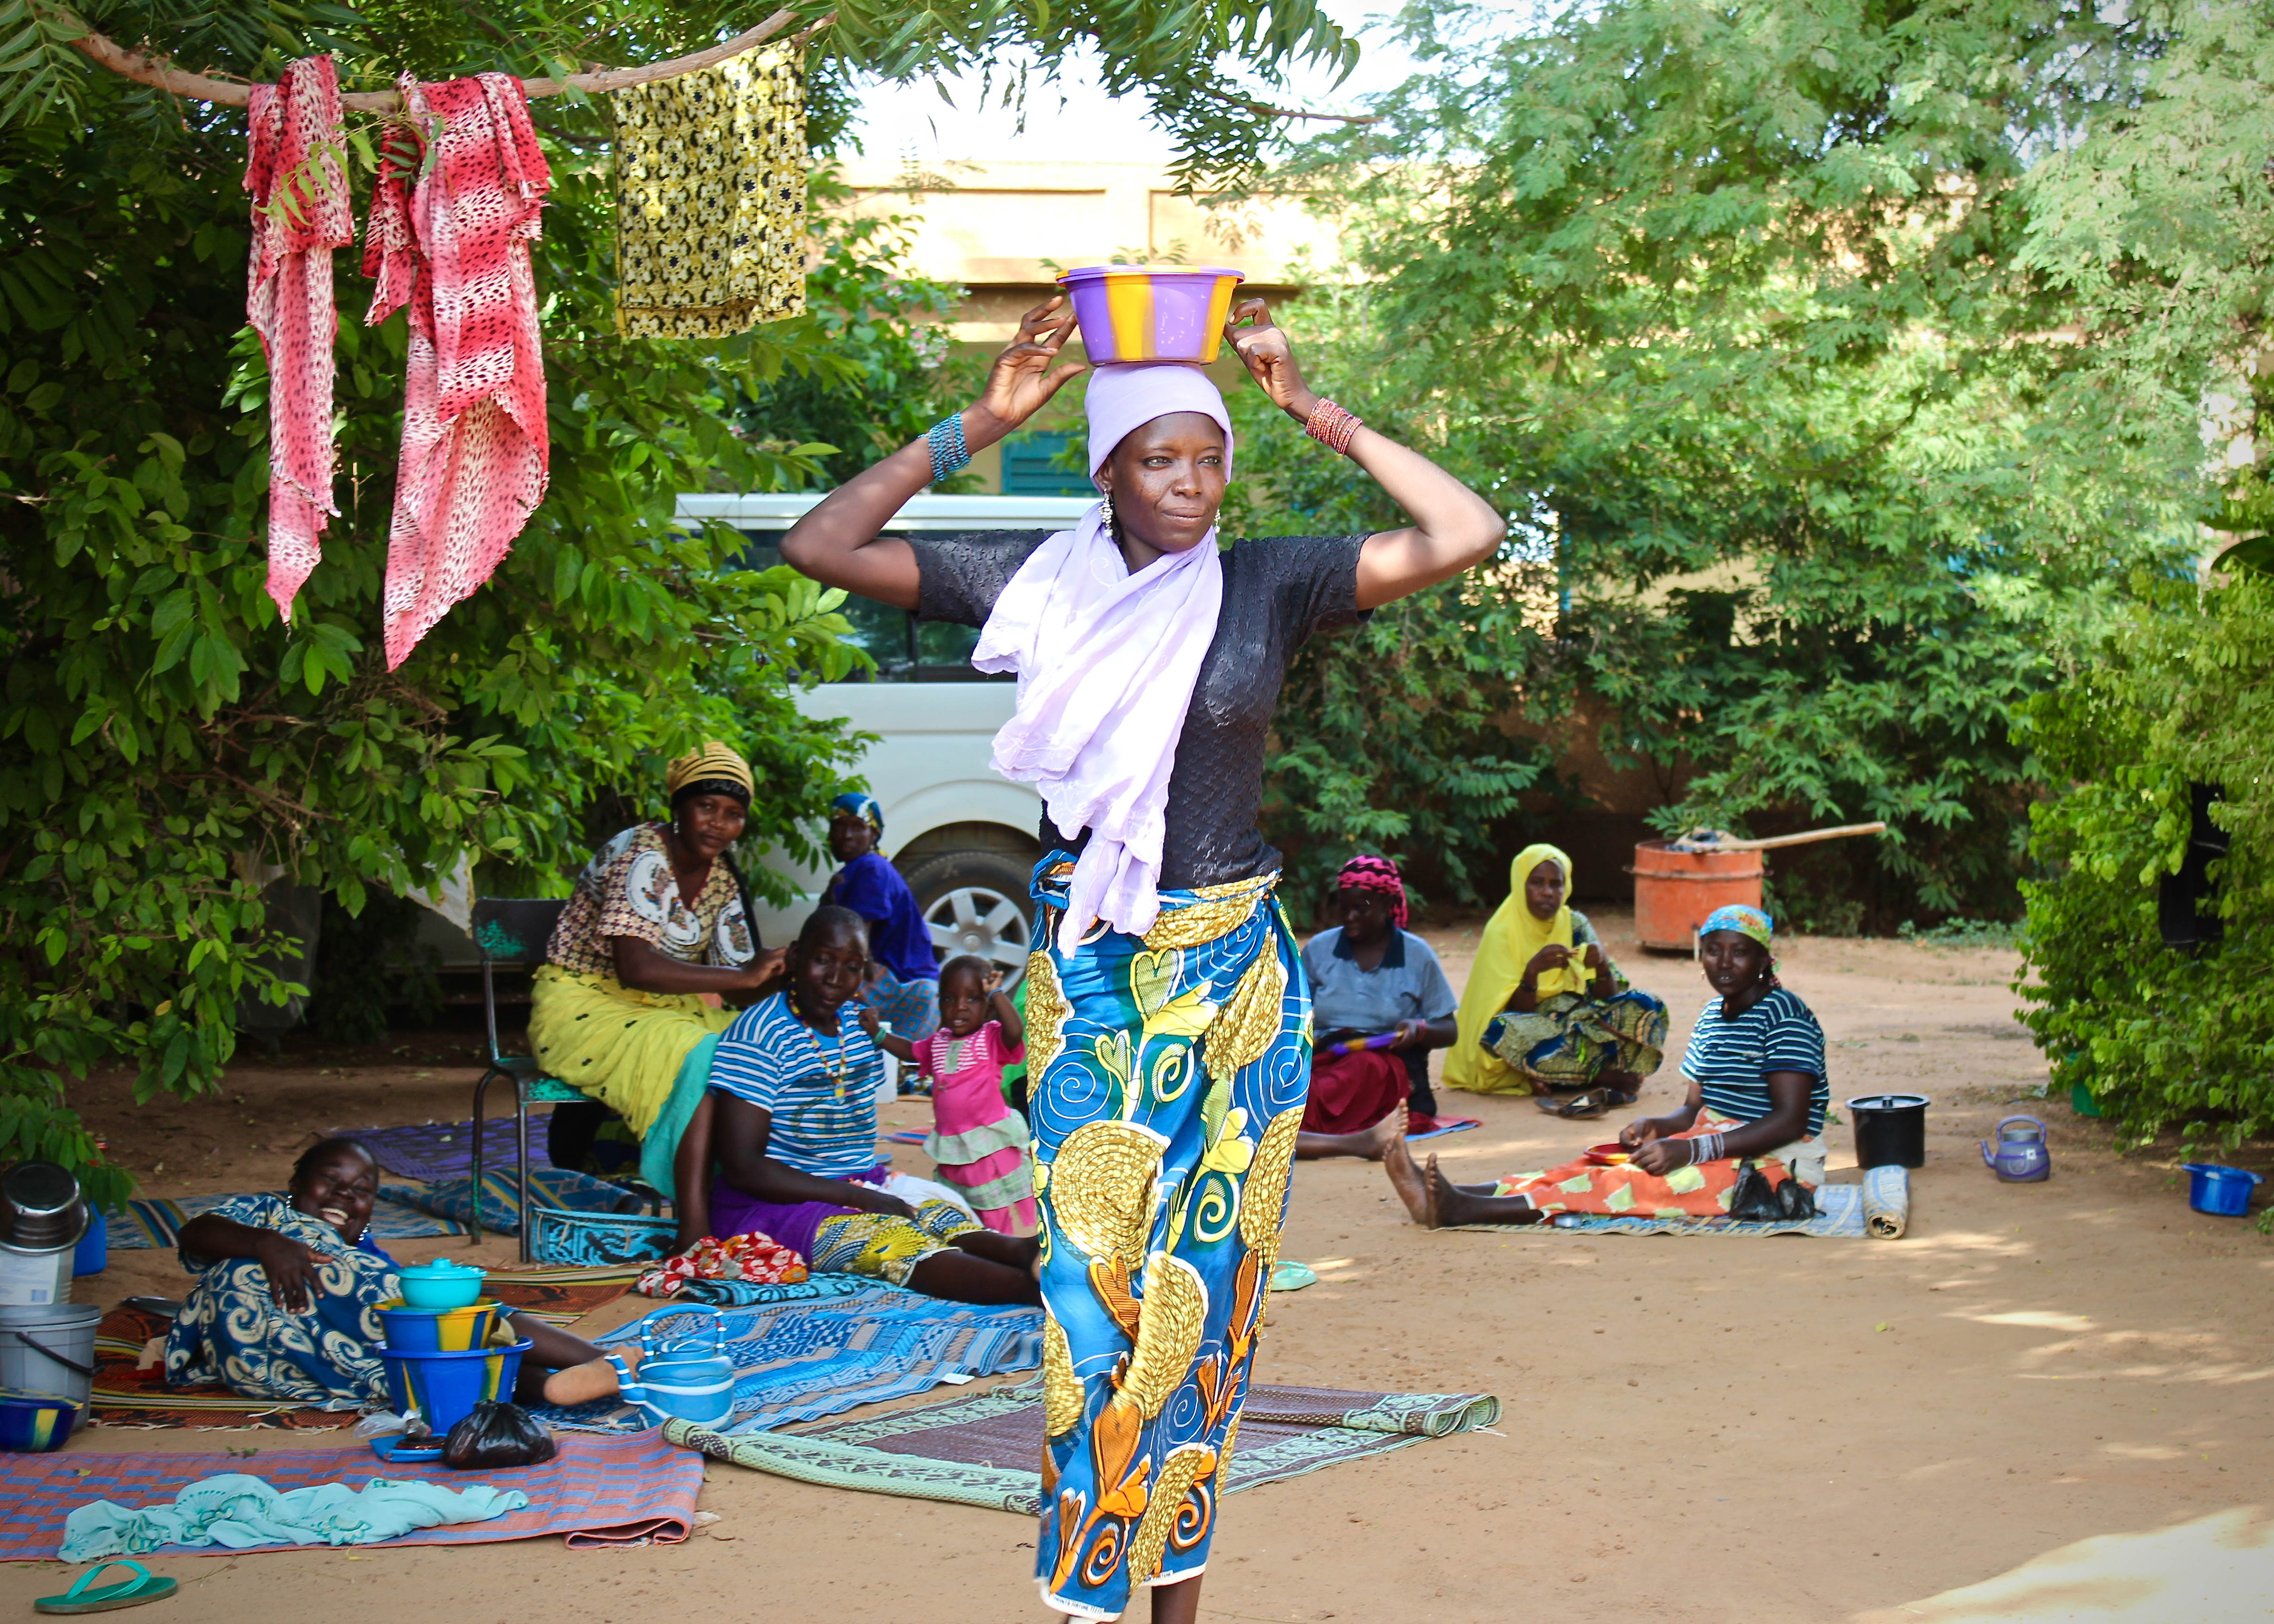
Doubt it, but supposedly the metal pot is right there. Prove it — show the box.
[0,1163,88,1255]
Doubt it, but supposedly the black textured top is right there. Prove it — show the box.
[912,530,1368,890]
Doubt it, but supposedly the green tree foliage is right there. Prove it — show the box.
[2001,2,2274,1147]
[1244,0,2203,927]
[0,0,1351,1199]
[2015,577,2274,1148]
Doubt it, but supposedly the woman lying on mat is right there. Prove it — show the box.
[668,907,1043,1305]
[1294,856,1458,1161]
[1387,905,1828,1227]
[167,1138,627,1409]
[529,741,788,1187]
[1442,843,1669,1119]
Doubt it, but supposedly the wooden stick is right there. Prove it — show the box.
[69,8,820,112]
[1677,821,1889,853]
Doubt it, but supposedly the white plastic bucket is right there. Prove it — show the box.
[0,1302,102,1405]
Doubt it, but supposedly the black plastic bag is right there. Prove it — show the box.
[1726,1163,1816,1223]
[440,1400,557,1470]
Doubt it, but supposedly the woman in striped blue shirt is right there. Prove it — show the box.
[1388,905,1827,1226]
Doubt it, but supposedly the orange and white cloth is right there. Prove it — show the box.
[245,55,354,620]
[1493,1109,1817,1218]
[363,71,550,669]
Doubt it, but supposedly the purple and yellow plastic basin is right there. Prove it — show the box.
[1057,265,1246,363]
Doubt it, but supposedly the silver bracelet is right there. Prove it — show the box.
[1688,1132,1723,1166]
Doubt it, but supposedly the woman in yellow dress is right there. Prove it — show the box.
[527,742,784,1195]
[1443,843,1667,1117]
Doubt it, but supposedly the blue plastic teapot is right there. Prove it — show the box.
[615,1308,734,1428]
[1981,1115,2051,1183]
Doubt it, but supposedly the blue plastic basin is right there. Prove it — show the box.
[2179,1163,2263,1218]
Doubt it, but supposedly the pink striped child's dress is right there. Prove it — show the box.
[916,1021,1037,1235]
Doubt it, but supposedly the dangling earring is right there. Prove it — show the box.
[1099,489,1116,539]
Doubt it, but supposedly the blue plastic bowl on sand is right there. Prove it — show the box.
[0,1386,83,1452]
[2179,1163,2263,1218]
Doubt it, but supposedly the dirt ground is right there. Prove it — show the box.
[3,911,2270,1621]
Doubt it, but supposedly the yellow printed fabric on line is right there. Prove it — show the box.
[613,47,807,339]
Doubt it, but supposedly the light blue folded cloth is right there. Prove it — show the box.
[63,1474,529,1562]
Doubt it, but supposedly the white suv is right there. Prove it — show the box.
[678,492,1098,986]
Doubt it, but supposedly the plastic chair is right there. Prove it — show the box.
[468,898,588,1262]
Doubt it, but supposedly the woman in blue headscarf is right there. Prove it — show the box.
[822,791,941,1045]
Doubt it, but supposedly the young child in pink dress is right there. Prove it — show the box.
[862,954,1036,1235]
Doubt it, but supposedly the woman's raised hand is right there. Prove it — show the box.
[970,297,1086,445]
[1223,297,1318,420]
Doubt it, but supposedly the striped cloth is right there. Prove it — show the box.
[1680,987,1830,1135]
[708,991,885,1179]
[0,1433,699,1558]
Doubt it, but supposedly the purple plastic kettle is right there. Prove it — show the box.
[1981,1115,2051,1182]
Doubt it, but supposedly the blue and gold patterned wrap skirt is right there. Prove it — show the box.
[1023,854,1311,1620]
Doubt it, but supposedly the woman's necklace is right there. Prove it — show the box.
[787,989,854,1100]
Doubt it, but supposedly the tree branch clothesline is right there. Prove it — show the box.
[70,7,827,112]
[69,8,1377,126]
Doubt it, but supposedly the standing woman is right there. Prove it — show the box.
[781,296,1502,1623]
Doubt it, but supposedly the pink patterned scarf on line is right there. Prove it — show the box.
[972,364,1234,950]
[364,72,551,670]
[245,55,354,621]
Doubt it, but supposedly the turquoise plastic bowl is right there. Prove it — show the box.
[396,1262,486,1310]
[0,1386,83,1452]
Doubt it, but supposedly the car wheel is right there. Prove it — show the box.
[904,851,1035,991]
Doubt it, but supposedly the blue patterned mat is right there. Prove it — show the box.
[108,1189,466,1250]
[528,1276,1042,1436]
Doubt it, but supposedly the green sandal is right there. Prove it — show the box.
[34,1559,177,1614]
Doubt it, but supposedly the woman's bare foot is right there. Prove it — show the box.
[1384,1128,1432,1225]
[541,1346,636,1407]
[1428,1155,1544,1226]
[1358,1107,1405,1161]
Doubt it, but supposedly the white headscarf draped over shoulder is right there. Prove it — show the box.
[971,364,1233,950]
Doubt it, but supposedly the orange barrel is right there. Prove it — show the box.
[1630,840,1764,951]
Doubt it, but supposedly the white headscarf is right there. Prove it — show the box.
[971,364,1233,949]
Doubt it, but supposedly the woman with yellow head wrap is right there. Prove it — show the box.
[529,741,787,1208]
[1443,843,1668,1115]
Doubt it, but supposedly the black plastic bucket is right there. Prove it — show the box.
[1847,1093,1929,1169]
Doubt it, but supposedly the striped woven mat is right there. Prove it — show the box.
[667,1381,1500,1514]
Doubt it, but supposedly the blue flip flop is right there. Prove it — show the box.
[34,1559,177,1613]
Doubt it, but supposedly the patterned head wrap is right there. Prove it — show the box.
[1697,904,1773,949]
[831,792,884,837]
[665,741,753,807]
[1333,854,1408,930]
[1698,903,1779,987]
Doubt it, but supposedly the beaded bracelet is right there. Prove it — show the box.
[926,413,972,484]
[1303,397,1364,456]
[1686,1132,1725,1167]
